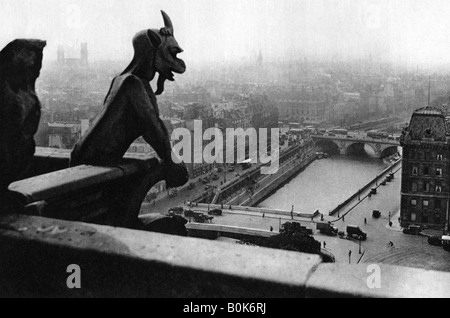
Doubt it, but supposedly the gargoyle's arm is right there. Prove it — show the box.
[125,76,173,162]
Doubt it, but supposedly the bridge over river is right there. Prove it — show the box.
[311,133,400,158]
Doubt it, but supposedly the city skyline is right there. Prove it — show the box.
[2,0,450,69]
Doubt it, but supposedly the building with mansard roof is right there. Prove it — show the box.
[400,106,450,231]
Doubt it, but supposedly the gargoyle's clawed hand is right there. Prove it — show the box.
[165,161,189,189]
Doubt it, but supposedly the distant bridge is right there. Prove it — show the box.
[311,134,400,158]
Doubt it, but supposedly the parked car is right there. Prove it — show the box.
[168,206,184,215]
[403,225,422,235]
[428,236,442,247]
[184,210,198,218]
[194,214,214,223]
[372,210,381,218]
[208,209,223,216]
[346,225,367,241]
[316,222,338,236]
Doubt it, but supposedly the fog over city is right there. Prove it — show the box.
[3,0,450,69]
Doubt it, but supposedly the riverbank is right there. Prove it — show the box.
[241,148,317,207]
[329,158,402,217]
[222,144,317,207]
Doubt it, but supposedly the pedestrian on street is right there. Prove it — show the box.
[262,213,265,218]
[364,218,367,225]
[342,215,345,222]
[270,226,273,232]
[323,241,326,249]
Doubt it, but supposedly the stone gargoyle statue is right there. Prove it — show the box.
[0,39,46,212]
[71,11,189,191]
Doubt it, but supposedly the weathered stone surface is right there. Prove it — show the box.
[0,214,321,297]
[306,263,450,298]
[9,165,124,202]
[2,214,450,298]
[8,158,165,228]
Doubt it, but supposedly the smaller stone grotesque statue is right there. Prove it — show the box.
[0,39,46,211]
[71,11,189,189]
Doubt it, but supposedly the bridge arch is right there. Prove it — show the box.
[315,139,340,155]
[381,145,400,158]
[346,142,378,157]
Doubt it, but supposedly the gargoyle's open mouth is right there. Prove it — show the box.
[155,58,185,95]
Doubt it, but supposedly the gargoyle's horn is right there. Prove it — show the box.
[161,10,174,34]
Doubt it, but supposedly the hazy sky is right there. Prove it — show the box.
[2,0,450,67]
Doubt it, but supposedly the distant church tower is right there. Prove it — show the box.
[80,43,88,66]
[257,50,263,66]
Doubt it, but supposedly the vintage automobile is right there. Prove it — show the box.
[428,236,442,247]
[168,206,184,215]
[403,225,422,235]
[346,225,367,241]
[194,214,214,223]
[372,210,381,218]
[208,209,223,216]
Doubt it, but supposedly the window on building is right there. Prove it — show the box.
[437,154,443,161]
[412,166,418,175]
[436,168,443,177]
[436,186,442,193]
[422,210,429,223]
[411,182,418,191]
[435,199,442,209]
[425,152,431,160]
[423,167,430,176]
[423,200,429,207]
[411,212,417,221]
[411,199,417,206]
[424,182,431,192]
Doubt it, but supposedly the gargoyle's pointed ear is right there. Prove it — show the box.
[147,30,162,49]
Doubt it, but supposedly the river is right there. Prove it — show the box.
[259,153,394,214]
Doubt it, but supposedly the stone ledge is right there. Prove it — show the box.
[1,214,449,298]
[0,214,321,298]
[306,263,450,298]
[6,156,163,227]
